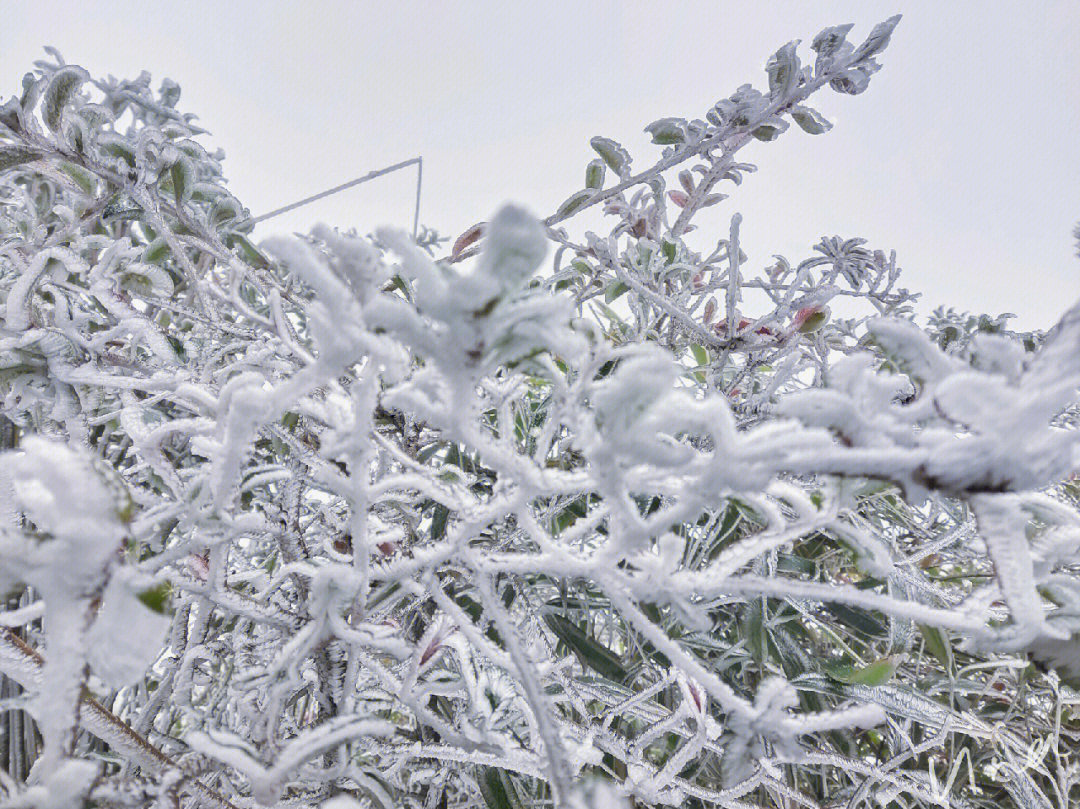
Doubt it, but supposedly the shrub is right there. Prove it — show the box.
[1,17,1079,809]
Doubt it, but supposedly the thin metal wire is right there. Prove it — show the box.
[251,157,423,238]
[411,157,422,240]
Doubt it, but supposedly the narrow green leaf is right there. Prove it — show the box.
[743,599,768,665]
[556,189,593,219]
[544,613,626,682]
[919,624,953,671]
[230,234,270,269]
[824,601,887,637]
[478,767,515,809]
[59,161,96,193]
[99,137,136,168]
[0,144,43,172]
[430,503,449,540]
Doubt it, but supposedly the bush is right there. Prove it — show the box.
[1,16,1080,809]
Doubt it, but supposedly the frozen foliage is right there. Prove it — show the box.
[2,18,1080,809]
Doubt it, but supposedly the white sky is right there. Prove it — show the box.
[5,1,1079,328]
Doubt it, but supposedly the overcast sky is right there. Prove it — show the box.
[5,1,1079,328]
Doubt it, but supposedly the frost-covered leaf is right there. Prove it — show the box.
[830,64,875,95]
[590,136,630,177]
[826,656,899,686]
[751,120,788,141]
[604,280,630,303]
[544,614,626,682]
[42,65,89,131]
[765,41,800,97]
[118,262,174,297]
[811,23,854,73]
[0,144,43,172]
[87,574,170,688]
[142,237,171,264]
[557,189,594,219]
[852,15,902,63]
[644,117,686,145]
[790,105,832,134]
[584,158,606,190]
[59,160,96,193]
[169,156,193,205]
[452,222,485,259]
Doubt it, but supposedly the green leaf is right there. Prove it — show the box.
[797,309,830,333]
[824,601,887,637]
[826,656,898,686]
[644,117,686,145]
[59,161,96,194]
[812,24,854,60]
[99,137,136,168]
[478,767,515,809]
[43,65,89,131]
[142,238,171,265]
[430,504,449,540]
[743,599,768,665]
[584,159,605,190]
[590,136,630,176]
[119,263,174,297]
[0,145,43,172]
[690,344,709,367]
[211,194,243,226]
[170,157,193,205]
[919,624,953,671]
[136,582,172,614]
[556,189,593,219]
[751,122,785,142]
[791,105,832,135]
[605,280,630,303]
[230,234,270,269]
[776,553,814,575]
[543,613,626,682]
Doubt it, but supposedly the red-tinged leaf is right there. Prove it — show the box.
[452,223,485,260]
[703,298,716,324]
[187,552,210,581]
[419,638,441,666]
[668,190,689,208]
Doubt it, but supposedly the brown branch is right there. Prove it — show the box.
[0,628,240,809]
